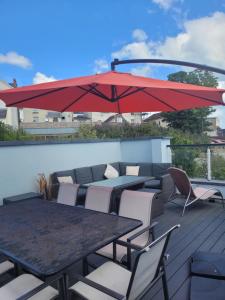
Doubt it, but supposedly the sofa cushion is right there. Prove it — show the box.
[144,179,161,189]
[138,163,153,177]
[152,163,171,178]
[120,162,137,175]
[104,164,119,179]
[110,162,121,175]
[91,164,107,181]
[75,167,93,184]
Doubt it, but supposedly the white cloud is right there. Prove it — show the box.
[0,51,32,68]
[33,72,57,84]
[94,59,109,73]
[131,65,151,77]
[112,12,225,69]
[152,0,178,10]
[132,29,148,42]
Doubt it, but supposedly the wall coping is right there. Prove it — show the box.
[0,136,171,147]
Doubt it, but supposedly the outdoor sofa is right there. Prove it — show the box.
[50,161,171,199]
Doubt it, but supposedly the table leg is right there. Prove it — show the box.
[82,257,88,276]
[58,273,69,300]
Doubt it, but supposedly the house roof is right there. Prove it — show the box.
[103,114,128,124]
[143,113,163,122]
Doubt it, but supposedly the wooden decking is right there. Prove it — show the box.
[149,197,225,300]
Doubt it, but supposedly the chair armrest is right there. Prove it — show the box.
[16,275,61,300]
[127,222,158,243]
[114,239,142,251]
[74,274,126,300]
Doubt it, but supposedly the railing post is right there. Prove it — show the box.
[207,147,211,181]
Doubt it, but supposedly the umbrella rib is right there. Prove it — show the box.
[6,87,68,107]
[142,90,177,111]
[116,87,146,101]
[78,85,110,101]
[169,89,225,105]
[117,86,133,99]
[61,84,98,112]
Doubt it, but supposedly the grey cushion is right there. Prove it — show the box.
[139,163,153,177]
[110,162,121,175]
[145,179,161,189]
[119,162,137,175]
[152,163,171,177]
[92,164,107,181]
[75,167,93,184]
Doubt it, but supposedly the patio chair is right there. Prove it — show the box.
[85,186,113,213]
[57,183,80,206]
[95,190,157,269]
[168,167,224,216]
[70,225,180,300]
[0,273,59,300]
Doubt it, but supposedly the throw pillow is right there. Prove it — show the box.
[104,164,119,179]
[126,166,140,176]
[57,176,73,184]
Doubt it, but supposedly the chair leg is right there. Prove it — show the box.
[181,204,186,217]
[162,271,169,300]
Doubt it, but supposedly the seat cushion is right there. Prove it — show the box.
[0,260,14,275]
[75,167,93,184]
[145,179,161,189]
[138,163,153,177]
[70,261,131,300]
[0,273,58,300]
[190,276,225,300]
[92,164,107,181]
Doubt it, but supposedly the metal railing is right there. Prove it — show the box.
[168,143,225,181]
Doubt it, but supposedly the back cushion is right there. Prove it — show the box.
[75,167,93,184]
[152,163,171,177]
[138,163,153,177]
[120,162,137,175]
[91,164,107,181]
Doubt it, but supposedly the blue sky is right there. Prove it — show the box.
[1,0,225,124]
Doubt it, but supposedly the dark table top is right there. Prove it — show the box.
[84,175,152,189]
[0,198,141,277]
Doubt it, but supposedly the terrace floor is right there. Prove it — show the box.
[1,187,225,299]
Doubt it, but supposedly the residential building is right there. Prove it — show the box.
[0,80,19,128]
[143,113,168,128]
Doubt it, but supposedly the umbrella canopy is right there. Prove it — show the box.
[0,71,224,113]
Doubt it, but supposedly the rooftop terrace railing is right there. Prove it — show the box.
[168,143,225,181]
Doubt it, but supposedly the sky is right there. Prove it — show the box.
[1,0,225,126]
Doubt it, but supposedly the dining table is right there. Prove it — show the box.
[0,198,142,299]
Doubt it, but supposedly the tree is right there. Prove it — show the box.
[162,69,218,134]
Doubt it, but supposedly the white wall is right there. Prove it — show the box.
[0,138,171,203]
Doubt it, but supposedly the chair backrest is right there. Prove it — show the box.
[57,183,79,206]
[85,186,113,213]
[168,167,194,198]
[119,190,154,245]
[127,225,180,300]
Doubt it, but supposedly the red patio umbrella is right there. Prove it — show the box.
[0,71,224,112]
